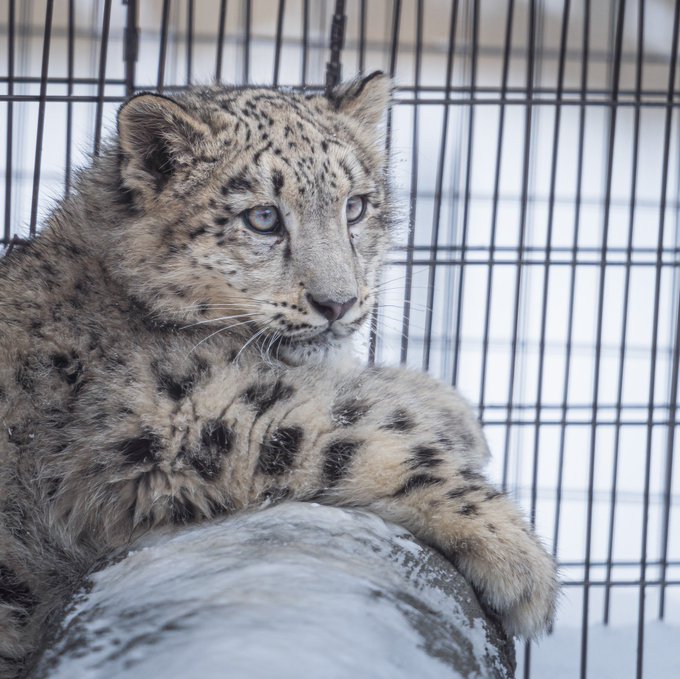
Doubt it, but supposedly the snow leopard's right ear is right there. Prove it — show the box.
[117,92,210,193]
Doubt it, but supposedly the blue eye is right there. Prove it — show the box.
[243,206,281,233]
[346,195,367,224]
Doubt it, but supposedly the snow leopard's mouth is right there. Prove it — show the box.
[273,329,335,350]
[275,319,361,346]
[236,308,370,364]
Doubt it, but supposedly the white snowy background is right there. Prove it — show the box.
[1,1,679,677]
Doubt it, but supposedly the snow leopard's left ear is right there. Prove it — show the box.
[328,71,392,127]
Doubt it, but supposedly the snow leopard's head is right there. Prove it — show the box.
[106,74,393,364]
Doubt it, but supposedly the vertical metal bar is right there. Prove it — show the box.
[478,0,515,416]
[157,0,171,92]
[301,0,309,85]
[659,111,680,622]
[421,1,459,373]
[215,0,228,81]
[358,0,367,73]
[3,0,15,243]
[603,0,644,625]
[123,0,138,96]
[636,1,680,674]
[451,0,479,386]
[325,0,346,94]
[186,0,194,85]
[273,0,286,86]
[520,0,540,679]
[523,3,571,674]
[399,0,423,365]
[28,0,54,238]
[387,0,401,80]
[500,0,536,490]
[93,0,112,156]
[581,1,627,676]
[552,0,590,573]
[531,0,570,524]
[658,274,680,619]
[64,0,75,194]
[243,0,252,84]
[369,0,401,365]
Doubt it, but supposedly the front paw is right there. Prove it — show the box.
[459,528,559,639]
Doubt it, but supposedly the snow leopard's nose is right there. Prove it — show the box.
[306,294,357,322]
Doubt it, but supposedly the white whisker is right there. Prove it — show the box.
[180,313,261,330]
[233,322,274,364]
[186,319,257,355]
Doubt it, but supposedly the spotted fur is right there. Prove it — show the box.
[0,75,557,677]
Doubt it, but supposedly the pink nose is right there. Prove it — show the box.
[306,294,357,322]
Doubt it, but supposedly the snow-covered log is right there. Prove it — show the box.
[29,503,515,678]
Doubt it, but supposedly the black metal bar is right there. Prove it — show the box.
[636,1,680,674]
[658,93,680,621]
[3,0,15,243]
[562,557,680,568]
[369,0,401,365]
[3,75,680,101]
[603,0,644,625]
[500,0,536,490]
[7,91,680,109]
[93,0,112,156]
[562,578,680,588]
[186,0,194,85]
[525,0,571,667]
[28,0,54,238]
[273,0,286,86]
[64,0,75,194]
[399,0,423,365]
[301,0,309,85]
[385,257,678,268]
[391,95,680,108]
[580,0,627,676]
[658,266,680,619]
[123,0,138,96]
[514,0,539,653]
[243,0,251,84]
[451,0,480,386]
[324,0,346,95]
[478,0,515,418]
[421,0,459,373]
[531,0,570,525]
[157,0,171,92]
[0,76,127,87]
[215,0,227,81]
[358,0,366,74]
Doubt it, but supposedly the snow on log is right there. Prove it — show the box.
[29,503,515,678]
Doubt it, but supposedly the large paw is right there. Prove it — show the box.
[457,526,559,639]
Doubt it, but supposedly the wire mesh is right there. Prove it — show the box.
[1,1,679,677]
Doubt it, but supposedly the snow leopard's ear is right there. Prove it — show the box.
[117,92,210,192]
[329,71,392,127]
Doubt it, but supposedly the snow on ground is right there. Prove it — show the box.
[522,621,680,679]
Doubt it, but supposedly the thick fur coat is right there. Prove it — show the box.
[0,75,558,677]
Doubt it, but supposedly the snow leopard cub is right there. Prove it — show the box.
[0,73,558,676]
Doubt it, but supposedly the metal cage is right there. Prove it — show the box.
[1,1,679,677]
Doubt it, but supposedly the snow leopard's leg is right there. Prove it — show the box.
[0,567,34,679]
[237,365,559,639]
[65,362,557,639]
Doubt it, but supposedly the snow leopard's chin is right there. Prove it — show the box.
[272,332,358,368]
